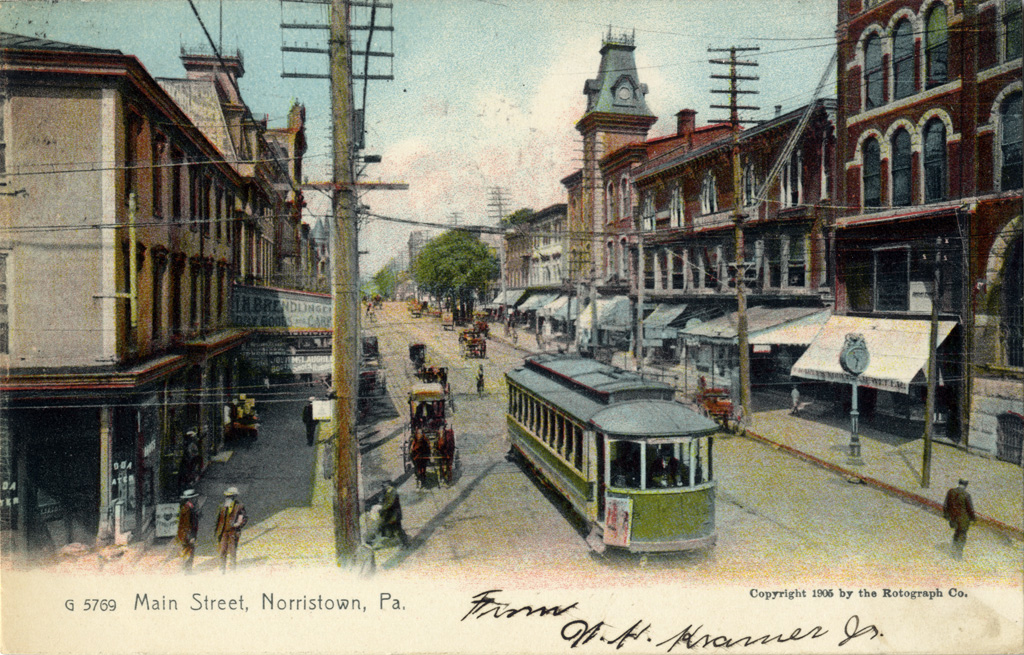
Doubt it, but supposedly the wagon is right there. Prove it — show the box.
[461,336,487,358]
[402,383,460,488]
[695,387,733,425]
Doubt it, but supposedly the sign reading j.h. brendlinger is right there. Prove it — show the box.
[231,285,331,330]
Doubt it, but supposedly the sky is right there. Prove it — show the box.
[1,0,838,275]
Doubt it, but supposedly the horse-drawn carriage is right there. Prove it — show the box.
[225,394,259,440]
[695,386,733,426]
[403,383,459,488]
[459,326,487,358]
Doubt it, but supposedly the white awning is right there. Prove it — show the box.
[542,295,579,321]
[518,292,560,313]
[642,304,689,345]
[749,310,831,346]
[679,306,826,344]
[578,296,631,331]
[491,288,527,306]
[791,315,957,394]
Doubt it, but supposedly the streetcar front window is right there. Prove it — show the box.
[609,440,642,489]
[644,439,709,489]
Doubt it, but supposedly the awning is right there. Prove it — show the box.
[542,295,579,321]
[491,288,527,306]
[791,315,957,394]
[578,296,631,331]
[642,303,689,345]
[749,309,831,346]
[518,292,560,313]
[679,306,826,344]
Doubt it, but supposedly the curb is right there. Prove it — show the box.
[741,427,1024,542]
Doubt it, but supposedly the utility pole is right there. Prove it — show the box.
[922,238,943,488]
[330,0,360,565]
[710,46,759,419]
[637,229,645,373]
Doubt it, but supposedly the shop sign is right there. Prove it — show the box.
[155,503,180,538]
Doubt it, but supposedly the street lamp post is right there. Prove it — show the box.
[840,333,869,463]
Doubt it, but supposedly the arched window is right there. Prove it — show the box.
[1003,234,1023,369]
[923,119,947,202]
[620,177,631,219]
[700,172,717,214]
[606,181,615,222]
[863,137,881,208]
[1000,91,1023,191]
[619,238,628,279]
[893,20,915,100]
[669,183,682,227]
[926,5,949,88]
[891,128,912,206]
[780,149,802,208]
[742,162,757,206]
[865,34,884,109]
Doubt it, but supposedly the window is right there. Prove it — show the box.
[787,234,807,287]
[864,34,884,109]
[0,253,7,354]
[125,111,143,199]
[996,413,1023,466]
[606,181,614,222]
[780,149,802,208]
[619,238,628,279]
[923,119,947,202]
[875,248,910,311]
[171,148,183,221]
[820,140,831,199]
[743,162,757,206]
[620,177,630,219]
[863,137,881,208]
[641,191,655,231]
[700,172,717,214]
[1006,0,1022,61]
[926,5,949,88]
[1003,234,1023,368]
[152,133,165,217]
[893,20,915,100]
[891,128,912,206]
[152,256,164,341]
[669,183,682,227]
[1001,92,1023,191]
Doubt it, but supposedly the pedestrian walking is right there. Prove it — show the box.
[943,479,976,560]
[790,386,801,415]
[476,364,485,396]
[303,396,317,446]
[176,489,200,572]
[215,487,247,573]
[377,480,409,548]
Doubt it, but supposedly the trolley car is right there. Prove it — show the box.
[506,354,719,553]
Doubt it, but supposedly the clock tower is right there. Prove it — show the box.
[575,30,657,281]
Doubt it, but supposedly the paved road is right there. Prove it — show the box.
[361,303,1022,585]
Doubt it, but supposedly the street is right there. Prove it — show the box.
[354,303,1023,584]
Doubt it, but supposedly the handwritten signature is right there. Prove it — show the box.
[464,590,882,650]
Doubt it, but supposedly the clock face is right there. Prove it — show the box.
[842,345,869,375]
[617,86,632,101]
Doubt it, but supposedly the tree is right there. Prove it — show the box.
[499,207,534,228]
[371,260,400,299]
[413,230,499,318]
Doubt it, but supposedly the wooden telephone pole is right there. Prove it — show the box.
[709,46,759,420]
[330,0,361,565]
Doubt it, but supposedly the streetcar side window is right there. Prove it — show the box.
[648,444,682,488]
[609,440,641,489]
[557,414,565,454]
[573,426,583,470]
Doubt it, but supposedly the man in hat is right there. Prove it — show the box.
[303,397,317,446]
[215,487,247,572]
[943,479,976,560]
[176,489,200,572]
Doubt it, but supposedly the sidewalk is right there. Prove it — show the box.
[743,406,1023,541]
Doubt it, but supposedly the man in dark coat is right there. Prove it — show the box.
[176,489,200,572]
[943,479,977,560]
[437,428,455,485]
[303,397,317,446]
[377,480,409,548]
[215,487,247,572]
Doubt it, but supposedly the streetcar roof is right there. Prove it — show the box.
[521,354,673,399]
[590,400,719,437]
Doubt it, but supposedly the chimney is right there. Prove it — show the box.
[775,105,782,117]
[676,109,697,137]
